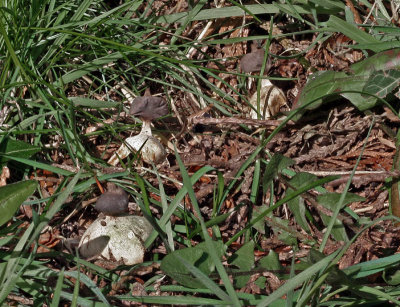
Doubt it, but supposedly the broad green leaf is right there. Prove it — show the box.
[351,49,400,75]
[341,49,400,109]
[160,241,225,288]
[363,69,400,99]
[289,172,326,223]
[287,173,348,242]
[316,192,365,210]
[287,173,315,233]
[271,217,298,246]
[351,41,400,52]
[262,153,294,194]
[317,193,364,242]
[295,49,400,116]
[254,276,267,290]
[0,180,36,227]
[0,137,40,166]
[251,205,268,233]
[287,195,309,233]
[295,70,347,109]
[259,250,283,271]
[228,240,255,288]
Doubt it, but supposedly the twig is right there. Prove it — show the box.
[300,169,400,188]
[191,116,285,127]
[303,170,400,178]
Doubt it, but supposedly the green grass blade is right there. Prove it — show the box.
[65,270,110,305]
[174,147,241,306]
[327,15,379,49]
[226,175,338,246]
[50,268,65,307]
[256,250,339,307]
[176,255,232,302]
[145,166,214,248]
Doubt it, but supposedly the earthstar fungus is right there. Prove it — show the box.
[78,182,153,265]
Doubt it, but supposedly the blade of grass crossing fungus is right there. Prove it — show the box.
[134,174,172,253]
[134,173,152,216]
[174,147,241,306]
